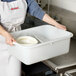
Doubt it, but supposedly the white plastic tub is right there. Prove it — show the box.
[8,25,73,65]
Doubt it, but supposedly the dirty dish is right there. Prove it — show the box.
[16,36,38,46]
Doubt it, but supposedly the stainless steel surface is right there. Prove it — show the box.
[47,0,50,14]
[65,69,76,76]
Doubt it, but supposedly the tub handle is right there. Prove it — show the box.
[13,42,20,46]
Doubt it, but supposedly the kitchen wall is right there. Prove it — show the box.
[41,0,76,13]
[50,0,76,13]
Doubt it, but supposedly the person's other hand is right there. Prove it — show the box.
[55,24,67,30]
[5,32,16,46]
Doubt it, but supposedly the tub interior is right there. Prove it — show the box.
[11,25,72,43]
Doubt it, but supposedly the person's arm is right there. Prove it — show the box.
[42,14,66,30]
[0,25,16,45]
[26,0,66,30]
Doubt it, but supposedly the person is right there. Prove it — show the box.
[0,0,66,45]
[0,0,66,76]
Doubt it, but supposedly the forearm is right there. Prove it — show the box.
[42,14,60,27]
[0,25,8,37]
[0,25,16,45]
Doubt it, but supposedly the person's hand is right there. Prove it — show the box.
[0,26,16,45]
[55,24,67,30]
[4,32,16,46]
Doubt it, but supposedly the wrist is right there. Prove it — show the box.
[54,23,61,27]
[0,25,9,37]
[1,30,9,37]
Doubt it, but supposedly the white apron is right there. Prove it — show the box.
[0,0,27,76]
